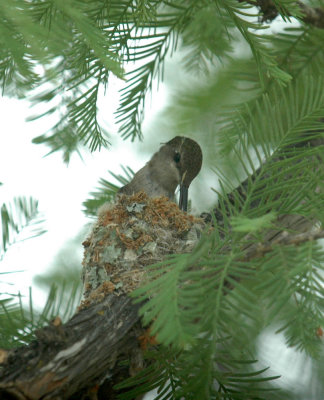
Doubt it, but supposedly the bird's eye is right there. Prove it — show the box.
[174,152,181,163]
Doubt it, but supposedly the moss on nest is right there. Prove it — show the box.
[80,192,204,308]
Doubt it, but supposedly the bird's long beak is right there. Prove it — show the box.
[179,184,188,212]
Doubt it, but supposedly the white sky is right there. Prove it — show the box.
[0,63,214,307]
[0,16,294,304]
[0,75,169,303]
[0,17,318,396]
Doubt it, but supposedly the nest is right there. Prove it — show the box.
[81,192,204,308]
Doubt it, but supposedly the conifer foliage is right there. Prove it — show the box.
[1,0,324,399]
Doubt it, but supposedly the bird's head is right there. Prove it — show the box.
[164,136,202,211]
[122,136,202,211]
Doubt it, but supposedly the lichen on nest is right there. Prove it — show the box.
[80,191,204,308]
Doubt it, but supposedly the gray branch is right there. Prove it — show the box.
[243,0,324,27]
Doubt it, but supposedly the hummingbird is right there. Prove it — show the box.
[119,136,202,211]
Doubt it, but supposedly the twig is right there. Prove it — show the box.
[243,228,324,261]
[241,0,324,28]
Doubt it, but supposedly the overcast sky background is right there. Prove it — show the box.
[0,15,290,305]
[0,16,320,398]
[0,75,168,302]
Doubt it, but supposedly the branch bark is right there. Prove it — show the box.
[297,1,324,28]
[0,295,142,399]
[243,0,324,28]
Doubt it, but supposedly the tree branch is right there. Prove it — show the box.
[297,1,324,28]
[243,0,324,28]
[243,227,324,261]
[0,295,142,399]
